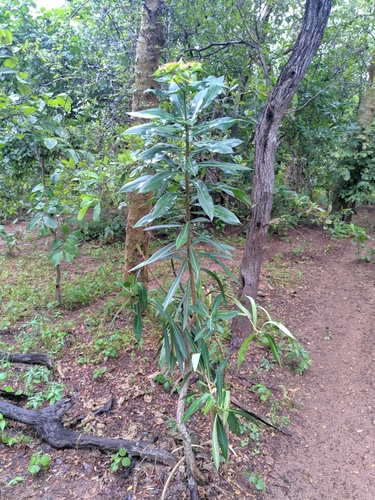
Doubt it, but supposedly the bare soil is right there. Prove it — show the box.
[0,207,374,500]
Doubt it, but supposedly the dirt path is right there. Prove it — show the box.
[264,223,375,499]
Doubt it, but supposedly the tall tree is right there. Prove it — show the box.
[124,0,164,283]
[233,0,332,335]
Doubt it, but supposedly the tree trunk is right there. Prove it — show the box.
[233,0,332,336]
[124,0,164,283]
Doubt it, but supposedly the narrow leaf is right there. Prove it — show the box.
[214,205,240,225]
[130,242,176,271]
[212,415,220,470]
[264,320,295,339]
[192,353,201,371]
[192,179,214,220]
[176,222,189,249]
[163,260,188,309]
[216,415,228,460]
[237,334,257,371]
[264,333,281,366]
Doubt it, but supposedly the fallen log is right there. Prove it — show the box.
[0,397,177,466]
[0,352,53,369]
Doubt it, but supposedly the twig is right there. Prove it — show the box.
[160,456,185,500]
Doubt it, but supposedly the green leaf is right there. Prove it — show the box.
[212,415,220,470]
[264,333,281,366]
[134,192,177,227]
[230,409,259,426]
[215,359,228,396]
[26,213,43,232]
[189,79,225,120]
[0,67,17,74]
[93,203,101,222]
[182,394,209,423]
[200,268,226,300]
[128,108,176,121]
[122,457,131,467]
[227,412,241,436]
[198,161,250,172]
[237,334,257,371]
[176,222,189,249]
[137,282,148,308]
[214,205,240,225]
[40,455,51,469]
[216,182,251,205]
[130,242,176,271]
[28,464,40,475]
[163,259,188,309]
[66,149,79,165]
[264,320,295,339]
[138,144,182,161]
[192,179,214,220]
[169,82,185,118]
[192,353,201,371]
[133,302,143,341]
[119,175,153,194]
[123,123,155,136]
[216,415,228,460]
[139,171,174,193]
[189,248,200,278]
[43,215,58,230]
[48,249,63,267]
[195,138,243,155]
[193,117,240,136]
[50,238,62,252]
[77,207,88,220]
[44,138,58,150]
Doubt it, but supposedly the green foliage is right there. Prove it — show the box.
[119,65,294,471]
[110,448,131,472]
[0,225,21,254]
[234,296,295,372]
[270,187,331,234]
[27,451,51,475]
[7,477,25,487]
[286,341,312,375]
[333,124,375,206]
[244,471,266,491]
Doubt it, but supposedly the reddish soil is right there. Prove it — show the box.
[0,207,374,499]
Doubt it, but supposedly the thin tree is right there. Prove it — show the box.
[233,0,332,336]
[124,0,164,283]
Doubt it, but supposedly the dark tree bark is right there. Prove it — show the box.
[0,352,53,369]
[233,0,332,336]
[124,0,164,283]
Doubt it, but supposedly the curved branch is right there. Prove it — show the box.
[0,398,177,467]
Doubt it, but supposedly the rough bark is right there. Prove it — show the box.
[233,0,332,336]
[0,398,177,467]
[124,0,164,283]
[0,352,53,369]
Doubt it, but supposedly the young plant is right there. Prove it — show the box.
[244,471,266,491]
[27,451,51,475]
[110,448,131,472]
[234,296,296,372]
[120,62,251,482]
[0,225,20,255]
